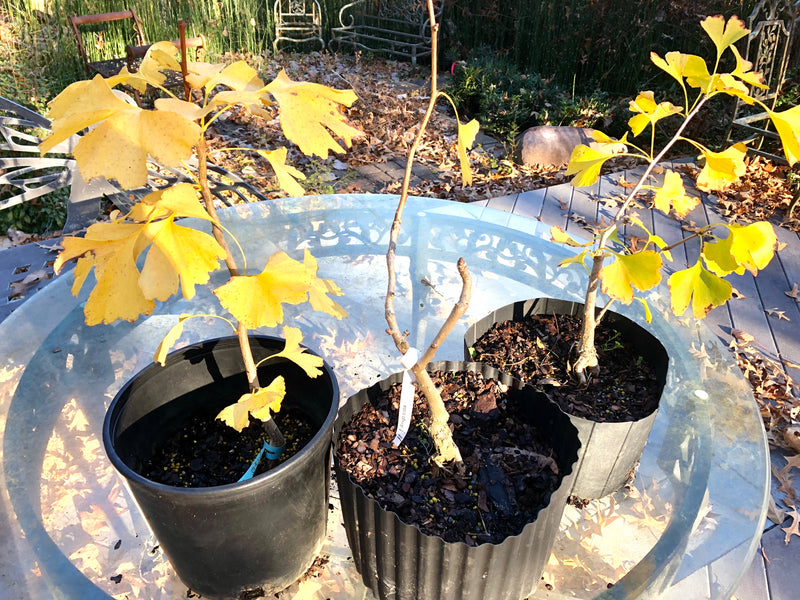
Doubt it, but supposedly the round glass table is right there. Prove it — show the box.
[0,195,768,599]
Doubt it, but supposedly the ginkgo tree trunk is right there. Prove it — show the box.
[384,0,479,469]
[43,42,363,451]
[551,14,796,385]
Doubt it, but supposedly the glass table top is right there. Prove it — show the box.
[0,194,769,599]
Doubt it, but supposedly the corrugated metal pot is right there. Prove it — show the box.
[103,336,338,599]
[333,360,580,600]
[464,298,669,499]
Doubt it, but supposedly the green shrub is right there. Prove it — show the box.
[0,191,67,234]
[446,50,620,149]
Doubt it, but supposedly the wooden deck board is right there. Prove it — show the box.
[565,180,601,238]
[539,182,574,232]
[511,189,548,221]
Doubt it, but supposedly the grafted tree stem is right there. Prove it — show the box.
[384,0,469,468]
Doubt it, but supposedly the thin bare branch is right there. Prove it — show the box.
[385,2,441,354]
[418,258,472,366]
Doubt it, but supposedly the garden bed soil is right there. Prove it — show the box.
[469,313,661,423]
[336,369,564,546]
[139,408,316,487]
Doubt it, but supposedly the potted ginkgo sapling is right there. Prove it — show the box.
[466,14,798,500]
[332,3,580,600]
[41,38,362,599]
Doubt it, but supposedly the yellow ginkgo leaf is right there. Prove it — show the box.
[628,91,682,136]
[649,234,673,263]
[650,52,711,90]
[550,225,587,247]
[215,60,265,92]
[701,234,743,277]
[683,55,713,91]
[653,169,699,217]
[565,143,618,188]
[216,376,287,432]
[139,218,225,301]
[701,15,749,61]
[302,250,347,320]
[185,61,225,90]
[154,97,206,122]
[143,183,215,222]
[86,238,155,324]
[105,65,154,94]
[40,76,136,154]
[599,250,663,303]
[257,148,306,197]
[129,200,170,223]
[73,108,201,189]
[557,249,589,269]
[636,297,653,324]
[696,143,747,192]
[650,51,691,86]
[265,326,324,378]
[55,224,155,324]
[70,252,94,296]
[457,119,480,186]
[144,43,184,90]
[209,62,273,115]
[54,222,140,275]
[766,105,800,166]
[214,251,313,329]
[212,89,269,110]
[726,221,777,275]
[153,315,190,366]
[265,69,363,157]
[713,73,755,104]
[729,45,768,90]
[668,261,732,319]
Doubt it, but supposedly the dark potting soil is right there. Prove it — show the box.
[139,408,316,487]
[337,370,564,546]
[470,313,661,422]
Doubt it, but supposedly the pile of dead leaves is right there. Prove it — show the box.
[713,156,800,231]
[204,52,571,202]
[729,329,800,542]
[729,329,800,453]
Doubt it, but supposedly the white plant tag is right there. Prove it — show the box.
[393,347,419,446]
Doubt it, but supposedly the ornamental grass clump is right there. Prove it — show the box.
[552,15,799,385]
[41,39,363,450]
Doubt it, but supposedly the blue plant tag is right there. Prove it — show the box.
[238,440,285,482]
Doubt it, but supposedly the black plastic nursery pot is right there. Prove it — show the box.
[103,336,339,599]
[333,361,580,600]
[465,298,669,500]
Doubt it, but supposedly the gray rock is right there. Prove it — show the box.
[518,125,624,168]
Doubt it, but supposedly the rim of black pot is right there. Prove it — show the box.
[103,335,340,496]
[334,359,580,548]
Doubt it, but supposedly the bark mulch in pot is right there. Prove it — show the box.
[336,369,566,546]
[469,313,661,423]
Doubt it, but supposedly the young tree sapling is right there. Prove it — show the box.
[552,15,798,385]
[384,0,479,469]
[42,36,362,461]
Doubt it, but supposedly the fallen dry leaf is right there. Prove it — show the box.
[782,509,800,544]
[766,309,791,322]
[8,269,51,299]
[786,283,800,300]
